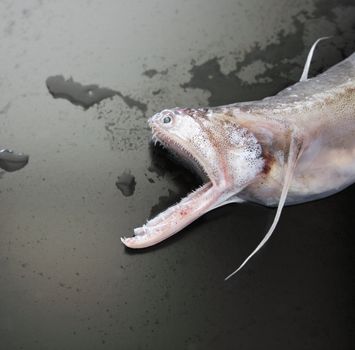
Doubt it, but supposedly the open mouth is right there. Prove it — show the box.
[151,127,210,183]
[120,125,222,249]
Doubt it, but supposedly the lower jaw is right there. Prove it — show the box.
[121,181,223,249]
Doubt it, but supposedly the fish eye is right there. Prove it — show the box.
[163,116,172,124]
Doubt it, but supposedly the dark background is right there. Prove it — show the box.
[1,0,355,349]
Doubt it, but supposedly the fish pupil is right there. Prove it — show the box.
[163,116,171,124]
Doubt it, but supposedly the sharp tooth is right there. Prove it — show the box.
[121,236,137,247]
[134,226,146,236]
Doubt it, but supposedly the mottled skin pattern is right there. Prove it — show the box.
[121,51,355,273]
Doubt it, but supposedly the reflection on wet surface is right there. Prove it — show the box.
[0,148,29,172]
[46,75,147,113]
[115,171,136,197]
[46,75,119,109]
[1,0,355,349]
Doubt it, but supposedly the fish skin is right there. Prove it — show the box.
[234,53,355,206]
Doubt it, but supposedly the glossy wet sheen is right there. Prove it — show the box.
[0,149,29,172]
[0,0,355,349]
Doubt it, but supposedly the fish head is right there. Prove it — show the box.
[121,107,266,248]
[150,108,222,185]
[149,108,266,187]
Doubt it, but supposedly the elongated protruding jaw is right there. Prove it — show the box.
[121,182,224,248]
[121,108,225,249]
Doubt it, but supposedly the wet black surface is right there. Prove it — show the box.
[1,0,355,349]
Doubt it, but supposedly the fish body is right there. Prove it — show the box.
[121,47,355,277]
[224,53,355,206]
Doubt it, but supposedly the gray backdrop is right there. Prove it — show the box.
[1,0,355,349]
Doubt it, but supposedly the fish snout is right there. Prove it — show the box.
[148,112,161,126]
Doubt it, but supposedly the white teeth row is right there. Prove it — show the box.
[152,129,209,179]
[121,235,146,244]
[144,204,179,227]
[134,225,148,236]
[121,226,152,244]
[152,131,159,145]
[120,183,212,246]
[137,184,210,230]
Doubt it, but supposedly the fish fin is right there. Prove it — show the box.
[300,37,331,82]
[210,195,245,211]
[225,133,304,281]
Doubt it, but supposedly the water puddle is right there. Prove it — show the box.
[46,75,147,113]
[0,149,29,172]
[116,171,136,197]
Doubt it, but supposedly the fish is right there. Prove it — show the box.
[121,39,355,279]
